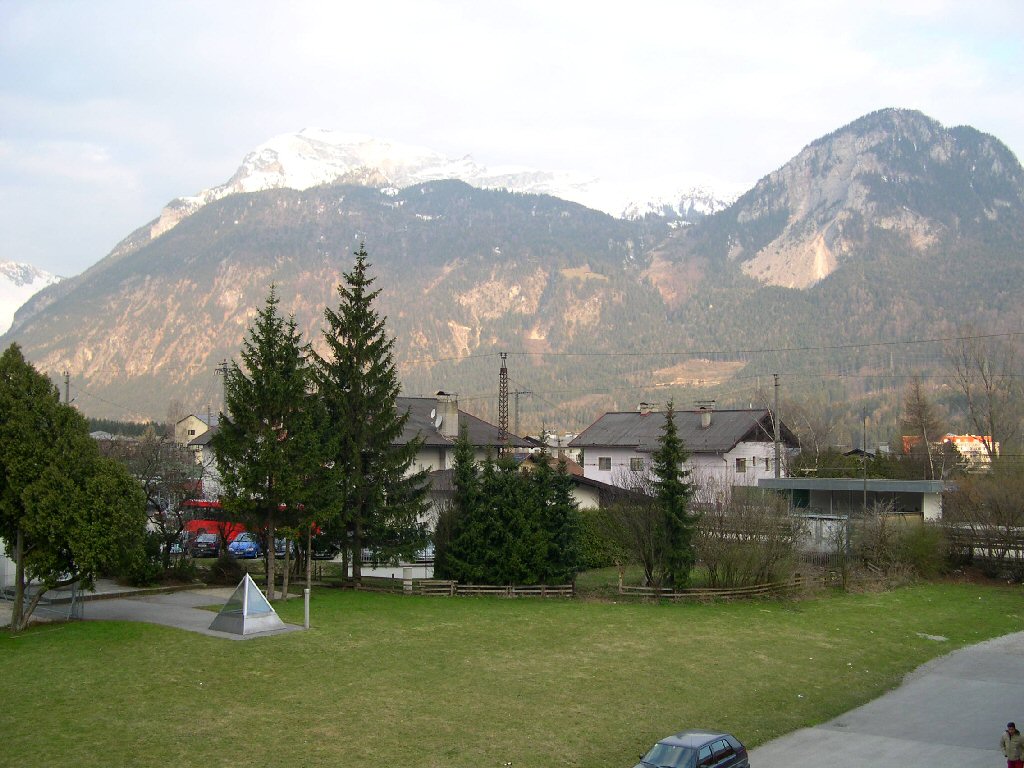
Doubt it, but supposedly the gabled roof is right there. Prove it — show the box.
[568,408,798,455]
[188,424,219,447]
[177,413,219,428]
[519,452,584,476]
[395,396,532,449]
[427,463,631,500]
[199,399,523,452]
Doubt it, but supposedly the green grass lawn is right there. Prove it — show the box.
[2,582,1022,767]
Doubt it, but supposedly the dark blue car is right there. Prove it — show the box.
[635,729,749,768]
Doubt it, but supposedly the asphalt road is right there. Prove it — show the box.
[749,630,1024,767]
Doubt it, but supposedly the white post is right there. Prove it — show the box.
[303,588,310,629]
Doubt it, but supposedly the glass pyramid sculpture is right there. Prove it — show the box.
[209,573,287,635]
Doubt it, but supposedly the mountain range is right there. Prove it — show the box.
[147,128,731,242]
[5,108,1023,439]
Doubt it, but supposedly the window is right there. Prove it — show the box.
[598,457,611,471]
[188,429,196,436]
[697,745,713,768]
[712,740,734,761]
[735,457,746,473]
[630,457,645,472]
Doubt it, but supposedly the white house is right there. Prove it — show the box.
[397,392,534,474]
[569,404,798,497]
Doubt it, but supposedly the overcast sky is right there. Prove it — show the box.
[3,0,1023,277]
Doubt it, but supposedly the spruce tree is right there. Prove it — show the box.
[489,452,536,584]
[212,287,312,599]
[541,454,582,583]
[436,428,484,583]
[652,400,695,587]
[311,244,428,579]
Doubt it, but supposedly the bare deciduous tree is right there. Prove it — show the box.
[600,468,669,587]
[780,393,842,470]
[948,330,1023,461]
[900,376,945,479]
[943,468,1024,578]
[101,427,206,567]
[695,489,804,588]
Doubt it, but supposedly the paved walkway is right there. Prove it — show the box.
[749,630,1024,768]
[1,579,304,640]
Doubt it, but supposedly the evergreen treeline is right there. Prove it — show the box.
[86,417,163,437]
[434,433,581,585]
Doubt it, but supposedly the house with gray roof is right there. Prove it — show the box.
[399,392,534,474]
[568,404,798,497]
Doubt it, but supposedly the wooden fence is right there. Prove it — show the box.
[617,573,818,601]
[349,577,574,598]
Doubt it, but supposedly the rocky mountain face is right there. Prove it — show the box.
[5,109,1023,430]
[660,109,1024,290]
[0,262,61,335]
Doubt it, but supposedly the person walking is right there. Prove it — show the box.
[1001,722,1024,768]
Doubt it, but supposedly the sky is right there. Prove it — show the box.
[2,0,1023,277]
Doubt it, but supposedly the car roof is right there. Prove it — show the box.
[658,730,732,748]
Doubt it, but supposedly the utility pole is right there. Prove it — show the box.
[498,353,509,451]
[773,373,781,478]
[862,408,868,516]
[62,370,70,405]
[215,359,229,415]
[513,389,532,438]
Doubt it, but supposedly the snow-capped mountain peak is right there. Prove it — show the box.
[0,261,61,335]
[150,129,728,238]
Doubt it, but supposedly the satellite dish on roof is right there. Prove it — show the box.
[435,414,443,429]
[430,408,436,420]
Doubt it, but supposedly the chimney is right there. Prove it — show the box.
[638,402,654,416]
[699,405,712,429]
[436,390,460,439]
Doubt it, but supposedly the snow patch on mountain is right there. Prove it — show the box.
[0,262,61,334]
[150,129,730,238]
[621,186,734,221]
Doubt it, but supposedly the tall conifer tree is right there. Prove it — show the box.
[212,287,312,599]
[540,454,582,583]
[652,400,695,586]
[436,428,484,582]
[311,244,428,579]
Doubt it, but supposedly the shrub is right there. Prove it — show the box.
[208,553,244,585]
[577,509,628,569]
[116,531,164,586]
[168,556,199,583]
[696,494,804,588]
[902,523,946,579]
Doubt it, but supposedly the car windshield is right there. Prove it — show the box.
[236,533,255,542]
[641,743,696,768]
[197,534,217,542]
